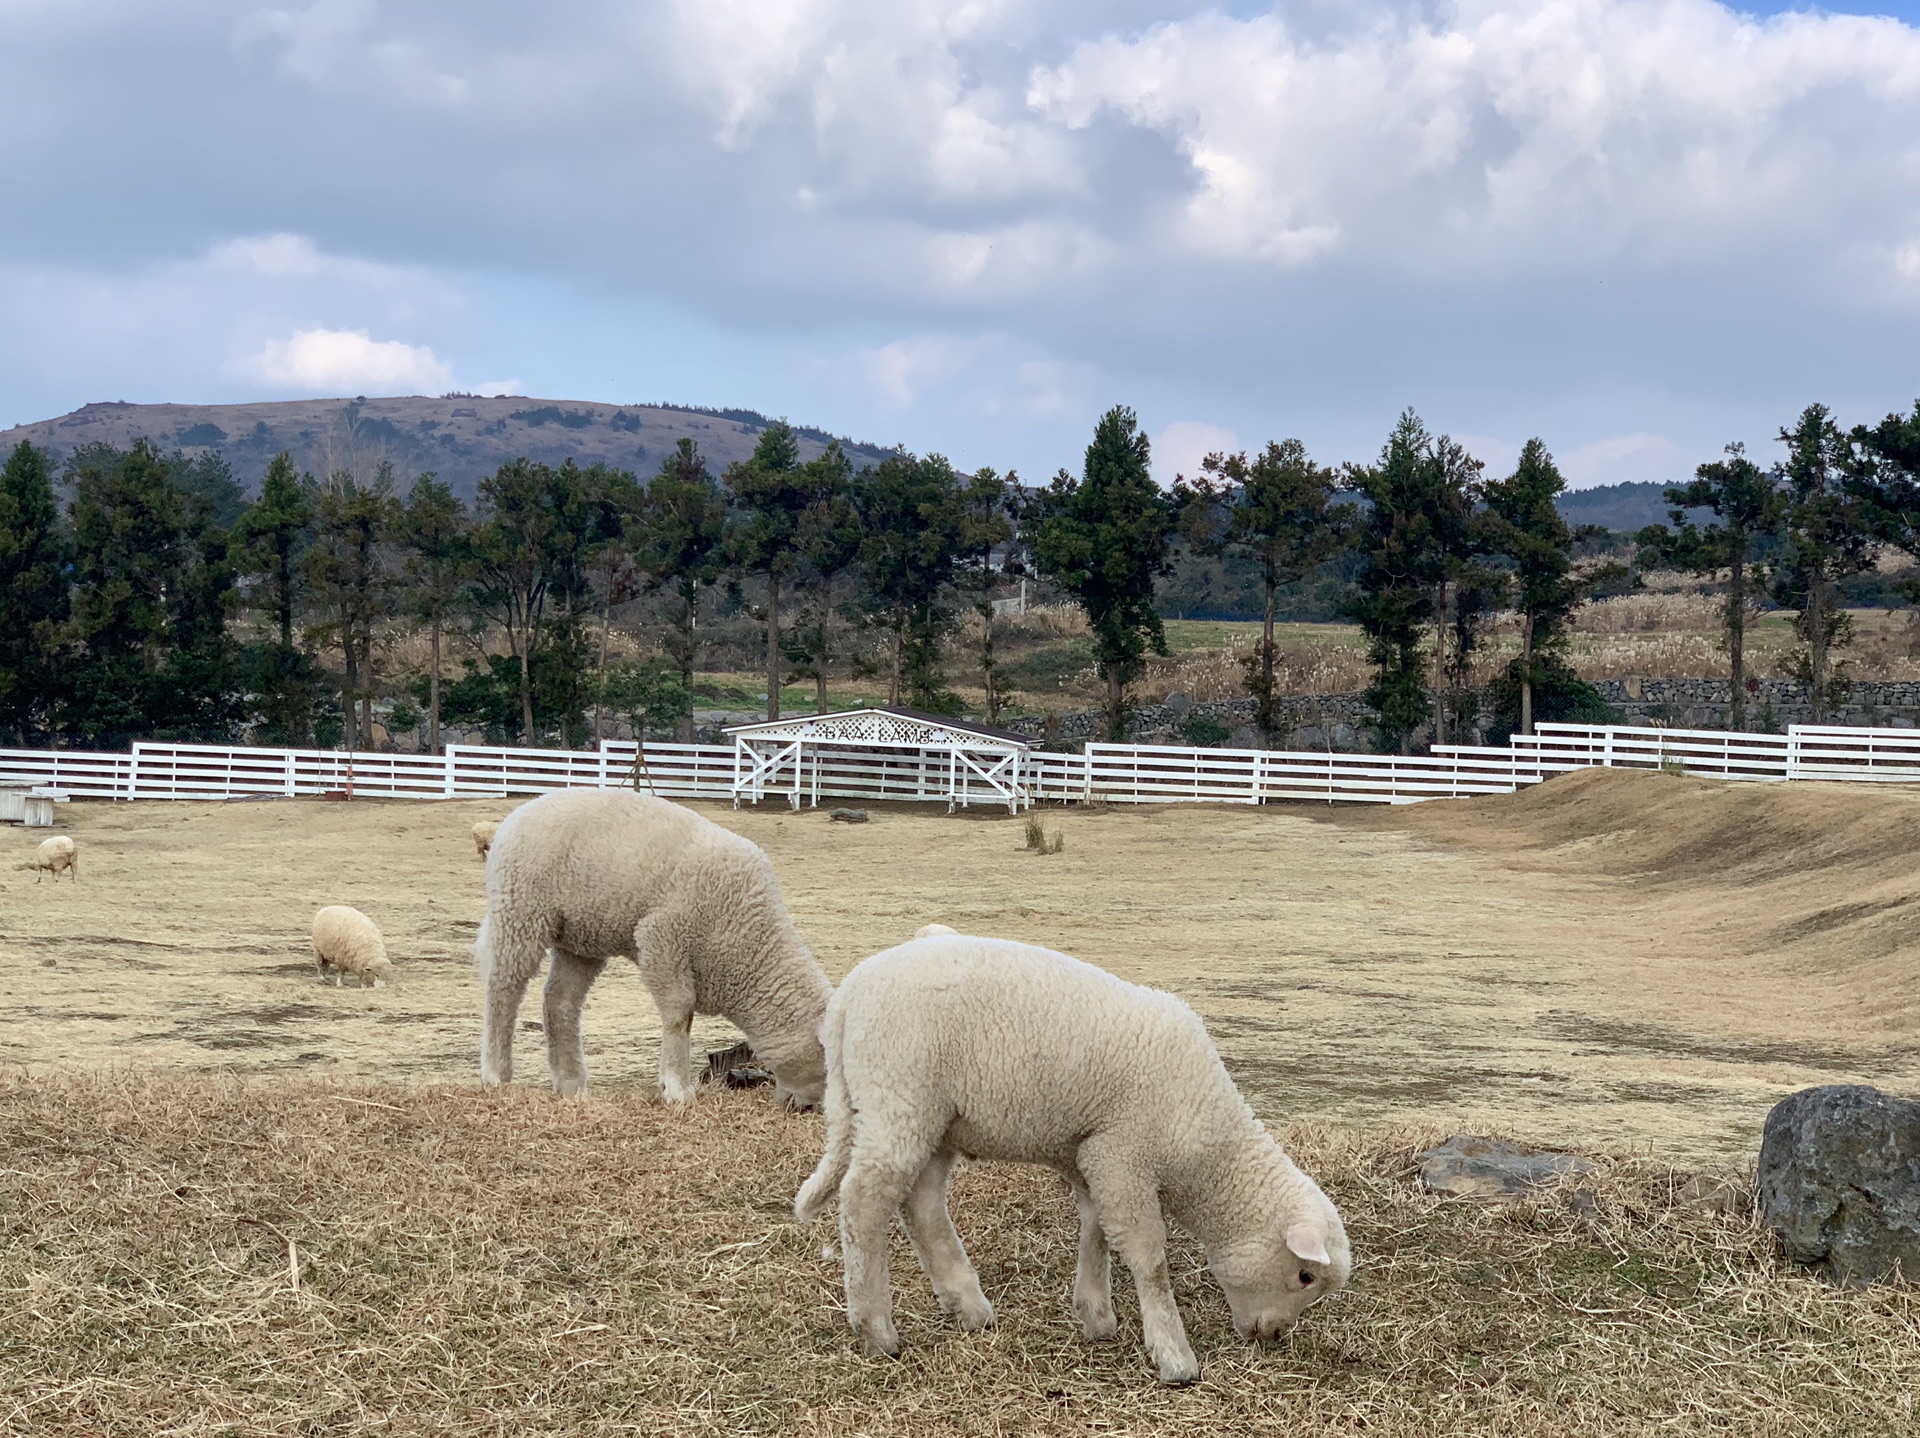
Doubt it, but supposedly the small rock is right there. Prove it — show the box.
[1163,692,1192,718]
[1758,1084,1920,1287]
[1417,1134,1595,1200]
[827,808,869,824]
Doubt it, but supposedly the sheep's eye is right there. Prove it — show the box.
[1298,1270,1315,1287]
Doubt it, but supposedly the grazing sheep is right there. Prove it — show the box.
[17,835,76,883]
[795,935,1351,1385]
[476,789,832,1106]
[312,906,392,988]
[472,820,499,858]
[913,923,957,939]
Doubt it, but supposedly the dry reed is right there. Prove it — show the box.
[1,1071,1913,1436]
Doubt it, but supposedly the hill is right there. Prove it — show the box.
[0,396,896,499]
[1554,480,1696,533]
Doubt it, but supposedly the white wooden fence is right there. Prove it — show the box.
[4,721,1919,810]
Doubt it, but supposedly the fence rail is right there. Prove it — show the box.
[6,720,1920,813]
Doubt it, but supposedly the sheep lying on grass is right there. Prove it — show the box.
[795,934,1350,1385]
[312,906,391,988]
[912,923,957,939]
[472,821,498,858]
[476,790,832,1106]
[17,836,77,883]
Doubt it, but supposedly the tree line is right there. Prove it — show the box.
[4,399,1916,755]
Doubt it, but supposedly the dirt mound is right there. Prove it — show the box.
[1362,768,1920,1026]
[1386,766,1920,886]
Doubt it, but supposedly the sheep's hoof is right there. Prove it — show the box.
[856,1321,901,1360]
[951,1297,994,1332]
[1076,1306,1118,1342]
[1154,1354,1200,1387]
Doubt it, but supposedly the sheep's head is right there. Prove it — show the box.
[773,1047,827,1111]
[1207,1198,1350,1342]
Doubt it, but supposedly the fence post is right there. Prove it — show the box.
[1786,728,1802,781]
[284,749,296,798]
[444,745,458,798]
[1603,728,1614,768]
[128,743,142,802]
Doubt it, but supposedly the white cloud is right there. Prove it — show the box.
[244,327,454,394]
[1152,419,1240,487]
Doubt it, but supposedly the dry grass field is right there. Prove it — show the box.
[4,770,1920,1433]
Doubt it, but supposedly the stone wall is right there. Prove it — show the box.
[1591,678,1920,731]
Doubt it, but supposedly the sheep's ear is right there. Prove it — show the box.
[1284,1222,1330,1267]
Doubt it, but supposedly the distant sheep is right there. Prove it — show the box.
[17,836,76,883]
[312,906,392,988]
[476,790,832,1106]
[913,923,957,939]
[795,935,1351,1385]
[472,821,499,858]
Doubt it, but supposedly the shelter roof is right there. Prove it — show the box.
[722,706,1031,750]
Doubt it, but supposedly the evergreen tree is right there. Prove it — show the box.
[856,450,967,710]
[399,474,471,752]
[471,458,561,744]
[63,440,244,745]
[1637,444,1782,731]
[0,441,69,742]
[308,467,401,749]
[1341,411,1479,753]
[725,422,827,721]
[1030,406,1176,740]
[788,442,862,715]
[233,452,324,745]
[958,467,1019,724]
[1484,439,1579,736]
[1771,405,1877,721]
[635,439,727,740]
[1192,439,1341,742]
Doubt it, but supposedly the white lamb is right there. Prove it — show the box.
[476,789,832,1106]
[312,905,392,987]
[472,820,498,858]
[912,923,957,939]
[795,935,1351,1385]
[17,835,77,883]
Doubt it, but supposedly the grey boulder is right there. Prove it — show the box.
[828,808,870,824]
[1418,1134,1594,1200]
[1758,1084,1920,1287]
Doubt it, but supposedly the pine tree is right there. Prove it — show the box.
[1484,439,1578,736]
[0,441,69,742]
[234,452,324,745]
[399,474,470,752]
[1030,406,1176,740]
[1637,444,1782,732]
[634,439,727,740]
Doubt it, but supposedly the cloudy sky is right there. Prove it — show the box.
[5,0,1920,488]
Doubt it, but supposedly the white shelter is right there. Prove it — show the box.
[725,706,1032,813]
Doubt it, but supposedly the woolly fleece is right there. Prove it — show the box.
[312,905,391,988]
[795,935,1351,1385]
[472,821,498,858]
[475,789,831,1105]
[18,835,76,883]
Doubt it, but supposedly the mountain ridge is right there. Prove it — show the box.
[0,395,896,499]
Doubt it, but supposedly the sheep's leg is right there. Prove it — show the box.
[477,916,542,1089]
[1080,1146,1197,1386]
[633,915,698,1104]
[1067,1176,1117,1341]
[901,1149,992,1332]
[542,948,606,1099]
[838,1149,926,1360]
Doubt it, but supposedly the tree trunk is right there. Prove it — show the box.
[678,584,697,742]
[517,627,535,744]
[1432,583,1450,747]
[765,570,781,722]
[593,581,614,743]
[428,616,442,753]
[1106,665,1126,742]
[1519,612,1534,737]
[815,605,830,714]
[889,622,903,706]
[342,639,360,751]
[1808,576,1830,724]
[981,605,999,724]
[1728,551,1747,732]
[1260,567,1278,737]
[359,631,374,748]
